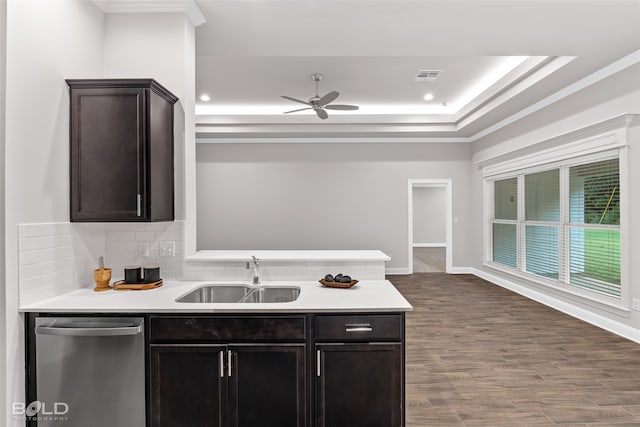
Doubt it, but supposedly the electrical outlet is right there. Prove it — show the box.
[159,241,175,258]
[138,242,149,257]
[633,299,640,311]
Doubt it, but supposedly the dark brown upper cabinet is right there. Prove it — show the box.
[67,79,178,222]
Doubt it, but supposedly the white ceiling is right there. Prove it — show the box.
[193,0,640,141]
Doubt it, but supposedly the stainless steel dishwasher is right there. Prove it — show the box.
[34,317,145,427]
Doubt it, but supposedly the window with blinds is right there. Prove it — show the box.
[492,178,517,268]
[524,169,560,279]
[568,159,620,296]
[489,157,621,299]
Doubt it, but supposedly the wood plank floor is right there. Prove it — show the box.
[389,273,640,426]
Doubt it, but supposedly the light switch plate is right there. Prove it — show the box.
[159,241,175,258]
[633,299,640,311]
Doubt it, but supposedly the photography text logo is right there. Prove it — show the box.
[12,400,70,422]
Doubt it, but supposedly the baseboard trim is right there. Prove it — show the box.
[386,267,412,275]
[413,243,446,248]
[447,267,473,274]
[387,266,469,275]
[471,267,640,344]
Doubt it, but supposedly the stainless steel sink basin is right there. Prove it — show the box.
[241,287,301,303]
[176,285,251,303]
[175,284,300,303]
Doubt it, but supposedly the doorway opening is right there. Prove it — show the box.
[408,179,452,274]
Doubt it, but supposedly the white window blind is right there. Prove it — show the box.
[525,169,559,222]
[568,159,620,297]
[493,223,517,268]
[492,178,517,268]
[494,178,517,220]
[522,169,560,280]
[525,225,559,280]
[489,157,621,299]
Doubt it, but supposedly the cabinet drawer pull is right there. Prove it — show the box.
[345,323,373,333]
[136,194,142,217]
[219,351,224,378]
[228,350,232,377]
[316,350,321,377]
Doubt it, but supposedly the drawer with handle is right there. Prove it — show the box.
[314,314,403,342]
[150,316,306,342]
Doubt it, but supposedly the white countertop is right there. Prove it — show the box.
[185,250,391,262]
[19,280,412,313]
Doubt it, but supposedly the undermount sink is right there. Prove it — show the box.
[176,284,300,303]
[241,287,301,303]
[176,285,251,303]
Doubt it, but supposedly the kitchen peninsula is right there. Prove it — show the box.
[22,250,411,427]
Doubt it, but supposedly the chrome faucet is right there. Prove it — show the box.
[247,256,260,284]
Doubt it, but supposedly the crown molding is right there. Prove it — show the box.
[475,113,639,170]
[92,0,206,27]
[472,48,640,141]
[194,56,576,139]
[196,136,472,144]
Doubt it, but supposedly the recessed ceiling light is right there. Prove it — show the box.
[199,94,211,102]
[423,93,434,101]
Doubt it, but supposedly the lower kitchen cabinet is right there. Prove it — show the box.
[315,343,403,427]
[229,345,306,427]
[150,344,306,427]
[27,312,405,427]
[149,315,307,427]
[150,345,226,427]
[313,314,405,427]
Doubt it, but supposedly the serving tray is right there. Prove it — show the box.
[113,279,163,290]
[319,279,359,289]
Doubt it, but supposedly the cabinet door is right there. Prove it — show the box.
[148,90,174,221]
[315,343,402,427]
[228,345,306,427]
[70,87,146,221]
[150,345,226,427]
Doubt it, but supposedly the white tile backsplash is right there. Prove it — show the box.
[104,221,185,281]
[19,220,186,306]
[18,222,106,306]
[19,219,383,306]
[182,260,387,282]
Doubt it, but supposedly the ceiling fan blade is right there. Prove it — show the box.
[281,95,311,106]
[283,107,313,114]
[315,108,328,120]
[324,104,359,111]
[317,91,339,106]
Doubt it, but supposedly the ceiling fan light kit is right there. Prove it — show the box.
[281,73,359,120]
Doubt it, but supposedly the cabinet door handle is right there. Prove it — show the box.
[219,351,224,378]
[136,194,142,217]
[316,350,321,377]
[345,323,373,333]
[228,350,232,377]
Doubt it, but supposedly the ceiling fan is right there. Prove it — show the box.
[281,73,359,120]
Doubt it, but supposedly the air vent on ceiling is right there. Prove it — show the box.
[415,69,442,82]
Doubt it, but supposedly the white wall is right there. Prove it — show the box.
[412,187,446,245]
[103,13,196,247]
[104,13,191,104]
[196,142,473,270]
[4,6,197,424]
[101,12,196,275]
[0,0,7,418]
[4,1,105,424]
[470,63,640,338]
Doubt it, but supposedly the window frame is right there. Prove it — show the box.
[482,131,629,312]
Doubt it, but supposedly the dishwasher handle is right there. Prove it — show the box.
[35,318,144,337]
